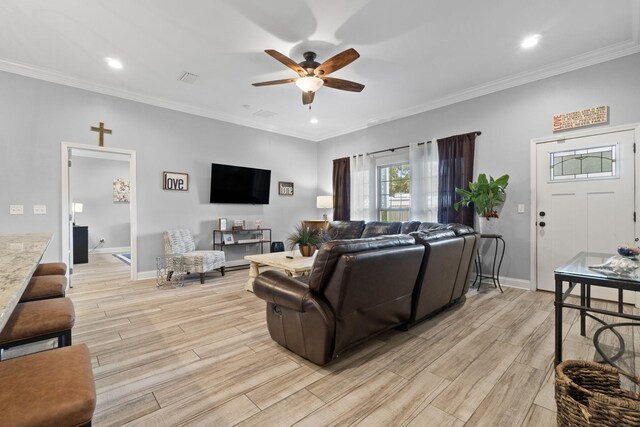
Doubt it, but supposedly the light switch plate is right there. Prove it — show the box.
[33,205,47,215]
[517,204,525,214]
[9,205,24,215]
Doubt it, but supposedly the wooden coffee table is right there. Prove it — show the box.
[244,251,316,292]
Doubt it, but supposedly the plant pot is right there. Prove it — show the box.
[299,245,317,257]
[478,217,499,235]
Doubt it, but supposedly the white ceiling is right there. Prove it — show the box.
[1,1,638,141]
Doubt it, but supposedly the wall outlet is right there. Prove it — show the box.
[517,204,525,214]
[33,204,47,215]
[9,205,24,215]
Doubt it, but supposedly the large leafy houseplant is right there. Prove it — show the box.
[454,173,510,220]
[287,222,323,257]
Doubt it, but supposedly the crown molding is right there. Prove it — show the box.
[315,39,640,142]
[1,37,639,144]
[0,57,319,142]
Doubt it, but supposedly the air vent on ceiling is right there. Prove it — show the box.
[177,71,199,84]
[252,109,278,118]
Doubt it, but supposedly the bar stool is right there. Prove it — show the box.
[0,344,96,426]
[20,274,67,302]
[33,262,67,276]
[0,298,75,360]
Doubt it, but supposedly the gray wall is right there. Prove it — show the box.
[0,71,318,272]
[70,156,131,250]
[316,53,640,284]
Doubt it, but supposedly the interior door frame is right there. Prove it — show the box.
[529,123,640,294]
[60,142,138,281]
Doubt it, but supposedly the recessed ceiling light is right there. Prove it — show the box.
[521,34,541,49]
[105,57,123,70]
[310,118,318,124]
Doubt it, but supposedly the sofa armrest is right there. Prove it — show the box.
[254,270,310,312]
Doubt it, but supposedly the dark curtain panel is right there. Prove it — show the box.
[332,157,351,220]
[437,132,476,226]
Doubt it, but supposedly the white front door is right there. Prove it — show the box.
[535,128,636,300]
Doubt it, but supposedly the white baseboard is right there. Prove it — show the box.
[137,270,156,280]
[92,246,130,254]
[499,276,533,290]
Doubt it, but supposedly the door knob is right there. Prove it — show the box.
[539,211,546,217]
[539,221,546,227]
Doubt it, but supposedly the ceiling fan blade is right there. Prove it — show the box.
[252,78,297,87]
[302,91,315,105]
[314,48,360,76]
[264,50,307,76]
[322,77,365,92]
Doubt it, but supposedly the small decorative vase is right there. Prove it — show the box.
[478,217,499,235]
[299,245,316,257]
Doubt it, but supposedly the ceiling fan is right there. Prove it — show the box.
[252,48,365,107]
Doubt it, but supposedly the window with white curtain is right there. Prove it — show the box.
[409,141,439,222]
[350,141,438,222]
[377,162,411,221]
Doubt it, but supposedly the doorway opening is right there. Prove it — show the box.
[61,142,137,284]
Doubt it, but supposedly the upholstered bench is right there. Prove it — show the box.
[0,298,75,359]
[33,262,67,276]
[0,344,96,427]
[20,274,67,302]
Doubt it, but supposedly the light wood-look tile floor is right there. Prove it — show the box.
[61,253,639,426]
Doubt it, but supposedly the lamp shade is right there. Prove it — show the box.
[72,202,84,213]
[316,196,333,209]
[296,76,324,93]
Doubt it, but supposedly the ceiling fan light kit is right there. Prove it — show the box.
[295,76,324,93]
[253,48,364,106]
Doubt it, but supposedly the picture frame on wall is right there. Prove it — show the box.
[162,171,189,191]
[278,181,294,196]
[219,218,227,231]
[223,233,234,245]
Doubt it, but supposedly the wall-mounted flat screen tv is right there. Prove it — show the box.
[210,163,271,204]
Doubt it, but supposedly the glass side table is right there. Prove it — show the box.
[156,255,185,287]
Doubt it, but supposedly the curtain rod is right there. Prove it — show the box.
[351,131,481,157]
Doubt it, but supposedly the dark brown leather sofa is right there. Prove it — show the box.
[254,235,424,365]
[253,220,479,365]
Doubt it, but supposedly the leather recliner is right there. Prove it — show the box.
[253,235,424,365]
[407,225,479,325]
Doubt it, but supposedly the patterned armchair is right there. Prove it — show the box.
[163,229,225,284]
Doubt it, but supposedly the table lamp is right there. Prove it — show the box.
[72,202,83,225]
[316,196,333,221]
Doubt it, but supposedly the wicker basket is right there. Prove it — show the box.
[555,360,640,426]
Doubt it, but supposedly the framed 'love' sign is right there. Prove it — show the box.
[163,171,189,191]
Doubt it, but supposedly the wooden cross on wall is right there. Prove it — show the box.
[90,122,112,146]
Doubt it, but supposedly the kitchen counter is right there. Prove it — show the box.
[0,234,52,331]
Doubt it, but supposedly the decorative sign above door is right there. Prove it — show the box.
[163,171,189,191]
[553,105,608,132]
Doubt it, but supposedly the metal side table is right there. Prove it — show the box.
[472,233,505,293]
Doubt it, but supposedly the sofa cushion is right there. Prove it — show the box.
[401,221,421,234]
[326,221,366,240]
[361,221,402,238]
[409,229,456,243]
[417,222,448,232]
[446,223,476,235]
[309,235,415,292]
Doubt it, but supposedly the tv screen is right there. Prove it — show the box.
[210,163,271,204]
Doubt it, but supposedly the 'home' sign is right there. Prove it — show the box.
[163,171,189,191]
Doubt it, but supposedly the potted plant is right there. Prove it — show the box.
[287,222,323,257]
[454,173,509,233]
